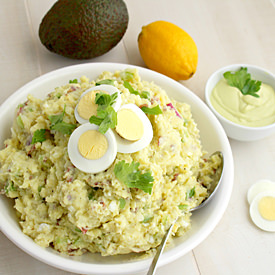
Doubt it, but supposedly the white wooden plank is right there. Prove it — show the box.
[155,252,200,275]
[135,252,200,275]
[0,0,41,103]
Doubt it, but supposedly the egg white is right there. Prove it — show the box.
[247,179,275,204]
[68,123,117,173]
[75,84,122,124]
[114,103,153,153]
[249,190,275,232]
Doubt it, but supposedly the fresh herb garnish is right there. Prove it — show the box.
[48,106,65,125]
[123,81,139,95]
[31,129,46,144]
[88,189,95,200]
[123,81,152,100]
[50,122,77,135]
[186,187,196,199]
[55,92,62,99]
[4,181,16,194]
[16,115,24,129]
[141,216,153,223]
[178,204,188,210]
[69,79,78,84]
[17,103,24,109]
[223,67,261,98]
[120,70,134,81]
[114,160,154,194]
[89,106,117,134]
[89,92,118,134]
[140,91,151,100]
[119,198,126,209]
[95,79,115,86]
[38,185,44,193]
[75,227,82,233]
[49,105,76,135]
[141,105,163,115]
[95,92,118,110]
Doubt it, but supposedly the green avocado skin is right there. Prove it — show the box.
[39,0,129,59]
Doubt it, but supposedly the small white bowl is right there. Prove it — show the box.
[205,64,275,141]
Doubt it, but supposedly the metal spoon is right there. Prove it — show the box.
[146,151,224,275]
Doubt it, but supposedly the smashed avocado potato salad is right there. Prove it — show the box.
[0,69,222,257]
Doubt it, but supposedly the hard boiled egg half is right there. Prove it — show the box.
[68,123,117,173]
[74,84,122,124]
[114,103,153,153]
[247,179,275,232]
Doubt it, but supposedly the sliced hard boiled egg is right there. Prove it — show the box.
[114,103,153,153]
[247,179,275,204]
[116,108,144,141]
[249,190,275,232]
[68,123,117,173]
[75,84,122,124]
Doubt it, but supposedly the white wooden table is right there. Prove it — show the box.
[1,0,275,274]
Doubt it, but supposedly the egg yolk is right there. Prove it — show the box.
[116,109,144,141]
[78,130,108,160]
[258,196,275,221]
[77,90,107,120]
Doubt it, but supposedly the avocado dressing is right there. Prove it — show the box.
[210,79,275,127]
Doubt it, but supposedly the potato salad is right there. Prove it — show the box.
[0,69,222,256]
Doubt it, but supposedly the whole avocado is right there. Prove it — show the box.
[39,0,129,59]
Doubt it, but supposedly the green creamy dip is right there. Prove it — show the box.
[210,78,275,127]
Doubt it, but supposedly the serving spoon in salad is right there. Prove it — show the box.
[147,151,224,275]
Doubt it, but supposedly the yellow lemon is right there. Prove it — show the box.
[138,21,198,80]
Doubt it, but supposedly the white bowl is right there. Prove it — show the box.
[205,64,275,141]
[0,63,234,275]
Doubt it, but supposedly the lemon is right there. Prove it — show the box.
[138,21,198,80]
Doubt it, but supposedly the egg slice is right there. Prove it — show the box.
[75,84,122,124]
[68,123,117,173]
[114,103,153,153]
[247,179,275,204]
[249,191,275,232]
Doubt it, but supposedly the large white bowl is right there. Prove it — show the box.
[0,63,234,275]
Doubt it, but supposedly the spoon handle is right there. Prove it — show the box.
[146,220,176,275]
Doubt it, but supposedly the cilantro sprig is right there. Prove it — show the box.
[114,160,154,194]
[49,105,76,135]
[31,105,76,144]
[95,79,115,86]
[141,105,163,115]
[123,81,151,100]
[223,67,261,98]
[95,92,118,110]
[69,79,78,84]
[119,198,126,209]
[89,92,118,134]
[31,129,46,144]
[89,106,117,134]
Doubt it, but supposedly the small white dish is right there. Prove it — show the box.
[205,64,275,141]
[0,62,234,275]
